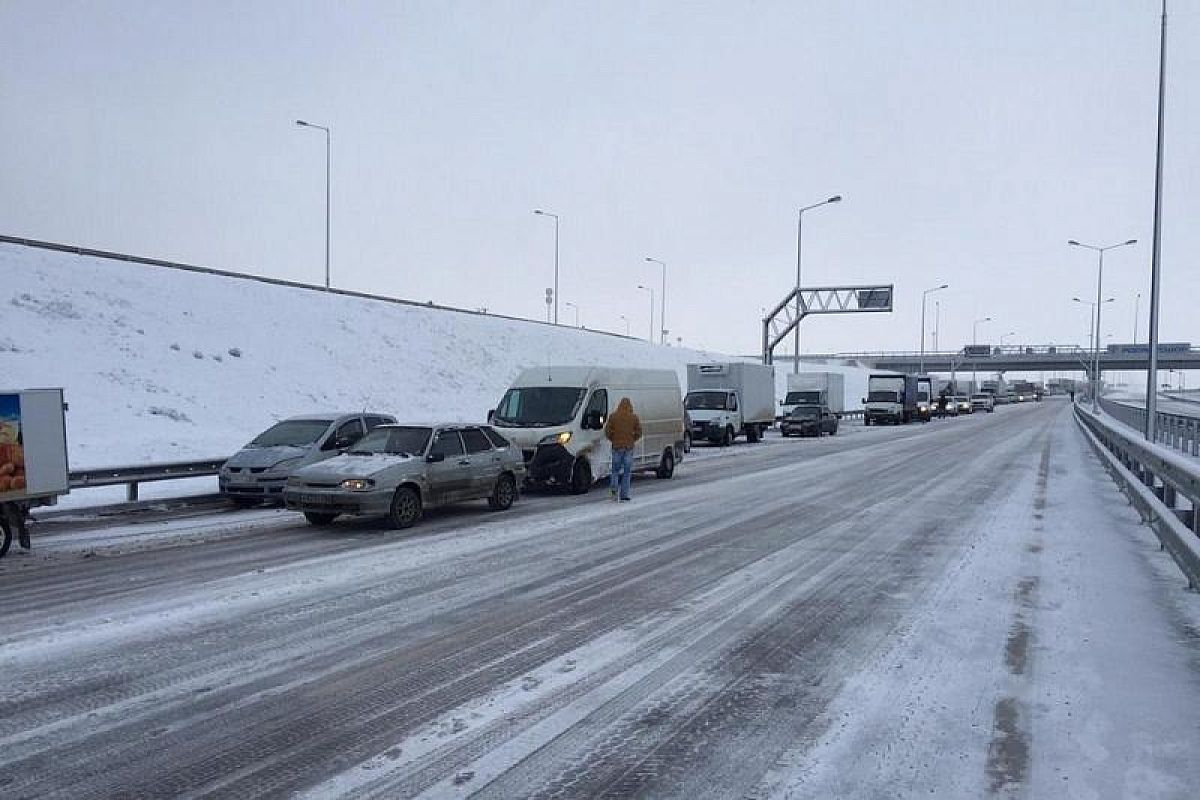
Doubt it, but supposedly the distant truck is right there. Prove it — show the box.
[981,377,1007,398]
[916,376,933,422]
[0,388,69,558]
[864,373,919,425]
[779,372,845,418]
[686,362,776,445]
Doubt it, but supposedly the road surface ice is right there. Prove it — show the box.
[2,401,1198,798]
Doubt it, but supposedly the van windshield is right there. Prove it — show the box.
[685,391,729,411]
[493,387,587,427]
[249,419,333,447]
[347,426,431,456]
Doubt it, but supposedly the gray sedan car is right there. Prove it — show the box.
[282,423,526,528]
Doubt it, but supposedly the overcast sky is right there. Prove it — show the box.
[2,1,1195,357]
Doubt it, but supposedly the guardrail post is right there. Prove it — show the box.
[1163,483,1177,509]
[127,482,139,503]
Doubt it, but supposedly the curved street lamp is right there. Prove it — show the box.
[793,195,843,372]
[295,120,331,290]
[636,284,654,343]
[1069,238,1137,411]
[644,257,667,344]
[919,284,948,373]
[534,209,561,324]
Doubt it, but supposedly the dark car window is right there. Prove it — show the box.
[434,430,465,457]
[461,427,492,454]
[249,419,333,447]
[364,415,393,430]
[347,426,431,456]
[324,418,365,450]
[482,427,511,448]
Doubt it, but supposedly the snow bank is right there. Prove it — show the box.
[1,243,737,469]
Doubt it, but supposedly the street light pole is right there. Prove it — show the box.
[1134,292,1141,344]
[295,120,331,290]
[645,257,667,344]
[972,316,992,390]
[1000,331,1017,347]
[1069,238,1137,412]
[534,210,560,324]
[619,314,630,336]
[933,300,940,351]
[637,284,654,342]
[1073,296,1115,403]
[564,301,579,327]
[919,284,948,374]
[793,195,842,373]
[1146,0,1169,441]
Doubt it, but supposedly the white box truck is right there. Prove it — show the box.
[685,362,776,446]
[1,388,69,557]
[491,366,685,493]
[780,372,846,418]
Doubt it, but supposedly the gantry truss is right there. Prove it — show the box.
[762,284,894,365]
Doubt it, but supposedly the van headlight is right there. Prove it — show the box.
[340,478,375,491]
[538,431,572,446]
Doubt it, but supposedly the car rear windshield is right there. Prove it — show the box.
[685,391,729,410]
[347,426,432,456]
[493,387,586,427]
[249,419,333,447]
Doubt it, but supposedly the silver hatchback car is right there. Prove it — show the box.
[220,413,396,506]
[282,423,526,528]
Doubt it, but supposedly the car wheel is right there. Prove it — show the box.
[0,523,11,559]
[831,424,838,435]
[388,486,422,529]
[303,511,338,526]
[569,459,592,495]
[656,448,675,479]
[863,417,870,427]
[683,432,692,453]
[488,473,517,510]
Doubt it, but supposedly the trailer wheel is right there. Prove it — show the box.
[746,425,761,443]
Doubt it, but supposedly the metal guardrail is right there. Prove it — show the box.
[1075,404,1200,590]
[70,458,226,502]
[1099,397,1200,458]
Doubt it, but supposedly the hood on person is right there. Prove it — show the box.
[604,397,642,450]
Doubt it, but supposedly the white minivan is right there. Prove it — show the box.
[491,366,686,493]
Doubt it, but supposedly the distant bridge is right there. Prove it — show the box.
[773,344,1200,374]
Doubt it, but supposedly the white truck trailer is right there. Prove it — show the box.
[779,372,846,418]
[0,388,69,557]
[686,362,776,445]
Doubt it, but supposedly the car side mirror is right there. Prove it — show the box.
[860,398,866,404]
[426,450,445,463]
[487,408,496,423]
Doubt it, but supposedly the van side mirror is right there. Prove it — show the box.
[585,410,604,429]
[426,449,445,463]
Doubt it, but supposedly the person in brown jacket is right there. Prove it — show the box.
[604,397,642,501]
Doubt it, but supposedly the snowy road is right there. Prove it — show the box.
[3,401,1199,799]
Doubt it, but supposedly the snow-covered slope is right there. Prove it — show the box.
[1,243,729,469]
[0,242,877,470]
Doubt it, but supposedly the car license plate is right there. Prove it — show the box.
[301,493,332,506]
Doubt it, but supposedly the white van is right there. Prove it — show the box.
[491,366,686,493]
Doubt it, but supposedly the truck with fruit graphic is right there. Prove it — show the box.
[0,388,68,557]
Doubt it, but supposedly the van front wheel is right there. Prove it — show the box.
[569,460,592,495]
[656,448,675,479]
